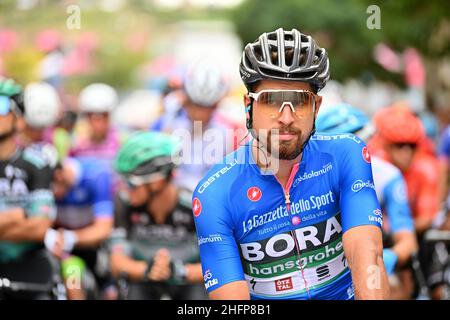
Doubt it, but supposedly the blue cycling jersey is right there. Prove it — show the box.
[371,156,414,233]
[439,125,450,161]
[56,157,113,229]
[193,133,382,300]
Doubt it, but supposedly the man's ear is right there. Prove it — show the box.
[243,93,251,110]
[244,93,251,121]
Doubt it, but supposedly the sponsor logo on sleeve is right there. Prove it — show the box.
[192,198,202,217]
[204,269,219,289]
[351,179,375,192]
[368,208,383,226]
[362,146,371,163]
[198,234,223,246]
[247,186,262,202]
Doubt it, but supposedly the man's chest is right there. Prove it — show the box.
[234,160,340,242]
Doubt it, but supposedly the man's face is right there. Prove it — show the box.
[86,112,110,140]
[126,178,168,207]
[183,98,217,125]
[386,142,417,172]
[0,112,15,138]
[244,80,321,160]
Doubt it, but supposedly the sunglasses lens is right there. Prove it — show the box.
[254,91,315,117]
[0,96,12,116]
[393,142,417,149]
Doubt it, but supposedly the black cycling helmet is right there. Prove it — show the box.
[240,28,330,92]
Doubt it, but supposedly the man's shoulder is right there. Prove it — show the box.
[311,132,364,147]
[310,133,367,158]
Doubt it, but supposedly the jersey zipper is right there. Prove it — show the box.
[274,162,311,298]
[274,163,299,213]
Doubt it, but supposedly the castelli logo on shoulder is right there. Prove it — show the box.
[192,198,202,217]
[362,146,371,163]
[247,187,262,202]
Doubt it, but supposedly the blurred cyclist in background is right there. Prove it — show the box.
[438,125,450,217]
[18,82,61,169]
[0,77,61,299]
[369,105,440,234]
[45,109,78,162]
[110,131,204,300]
[151,60,241,193]
[70,83,120,162]
[368,105,444,299]
[48,157,114,299]
[316,103,417,299]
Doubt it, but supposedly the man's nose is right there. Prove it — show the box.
[278,103,295,126]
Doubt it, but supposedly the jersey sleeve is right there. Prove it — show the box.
[192,187,245,293]
[91,169,114,219]
[25,150,57,220]
[383,175,414,233]
[336,136,383,233]
[108,194,132,257]
[438,126,450,161]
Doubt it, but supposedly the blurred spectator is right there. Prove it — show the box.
[18,82,61,169]
[151,59,241,192]
[369,105,440,234]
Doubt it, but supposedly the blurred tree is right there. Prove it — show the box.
[230,0,450,86]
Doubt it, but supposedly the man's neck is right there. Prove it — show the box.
[251,139,302,187]
[275,158,302,187]
[147,183,178,224]
[0,136,17,160]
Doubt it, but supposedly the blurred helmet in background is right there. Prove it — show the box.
[240,28,329,92]
[316,103,369,134]
[79,83,118,114]
[24,82,61,128]
[184,60,227,107]
[374,105,425,144]
[115,131,180,185]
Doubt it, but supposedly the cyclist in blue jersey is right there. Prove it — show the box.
[192,28,389,300]
[48,157,114,299]
[316,103,417,299]
[438,125,450,214]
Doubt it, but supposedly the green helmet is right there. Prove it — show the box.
[0,77,22,97]
[115,131,180,185]
[0,77,24,114]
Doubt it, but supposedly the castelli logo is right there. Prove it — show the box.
[247,187,262,202]
[362,146,371,163]
[192,198,202,217]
